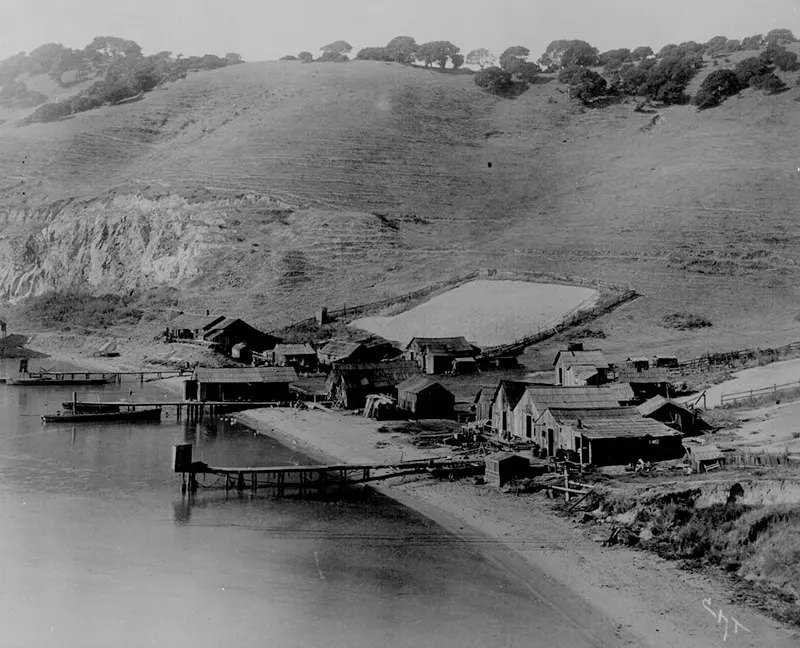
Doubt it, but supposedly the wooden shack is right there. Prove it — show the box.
[553,343,612,386]
[473,386,495,422]
[616,366,671,400]
[541,407,683,465]
[317,340,366,367]
[326,360,420,409]
[273,343,318,371]
[684,443,725,472]
[396,376,455,418]
[638,395,711,436]
[204,318,280,356]
[189,367,298,402]
[405,337,480,374]
[166,313,225,340]
[485,453,530,487]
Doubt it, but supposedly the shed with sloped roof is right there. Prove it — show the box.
[638,395,710,436]
[543,407,683,465]
[189,366,298,402]
[405,336,480,374]
[396,376,455,418]
[326,360,421,409]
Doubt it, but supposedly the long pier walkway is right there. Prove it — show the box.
[173,443,483,496]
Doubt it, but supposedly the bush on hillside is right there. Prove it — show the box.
[760,45,800,71]
[694,69,741,109]
[559,65,608,104]
[474,66,515,96]
[660,312,712,330]
[21,292,143,331]
[298,51,313,63]
[750,72,787,94]
[356,47,390,61]
[734,56,771,86]
[416,41,460,69]
[741,34,764,50]
[765,28,797,45]
[384,36,418,65]
[280,54,298,61]
[631,46,653,61]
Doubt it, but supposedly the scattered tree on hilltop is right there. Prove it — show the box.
[499,46,530,74]
[280,54,298,61]
[298,51,313,63]
[319,41,352,62]
[598,48,631,70]
[558,40,599,68]
[385,36,417,64]
[416,41,460,68]
[631,46,653,61]
[704,35,729,56]
[765,28,797,45]
[225,52,243,65]
[451,53,465,69]
[694,69,741,109]
[741,34,764,50]
[84,36,142,60]
[466,48,495,69]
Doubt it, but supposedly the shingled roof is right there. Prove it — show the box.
[169,313,224,331]
[193,367,298,384]
[497,380,537,410]
[397,376,450,395]
[525,383,634,410]
[617,366,671,384]
[407,336,477,355]
[318,339,363,362]
[332,360,420,392]
[553,349,609,368]
[274,343,316,357]
[548,407,680,439]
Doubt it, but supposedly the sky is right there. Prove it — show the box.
[1,0,799,62]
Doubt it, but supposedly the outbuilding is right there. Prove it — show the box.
[273,343,318,371]
[396,376,455,418]
[553,343,611,386]
[203,318,280,356]
[166,313,225,341]
[541,407,683,465]
[326,360,420,409]
[405,336,480,374]
[187,366,298,402]
[638,395,711,436]
[684,443,726,472]
[484,452,530,487]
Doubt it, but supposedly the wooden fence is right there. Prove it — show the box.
[671,341,800,377]
[726,448,792,468]
[720,379,800,407]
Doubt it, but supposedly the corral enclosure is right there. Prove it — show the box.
[350,280,599,346]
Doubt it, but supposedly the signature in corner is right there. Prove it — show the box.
[702,597,751,642]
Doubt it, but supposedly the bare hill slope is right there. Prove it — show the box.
[1,58,799,355]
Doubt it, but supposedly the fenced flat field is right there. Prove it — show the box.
[350,280,599,346]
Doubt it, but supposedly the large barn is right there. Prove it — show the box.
[326,361,420,409]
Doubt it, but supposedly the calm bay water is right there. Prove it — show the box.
[0,358,598,648]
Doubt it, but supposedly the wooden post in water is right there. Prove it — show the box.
[72,391,77,412]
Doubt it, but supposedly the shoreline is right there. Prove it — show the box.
[17,334,800,646]
[237,407,799,648]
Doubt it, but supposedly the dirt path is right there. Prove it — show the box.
[238,407,800,648]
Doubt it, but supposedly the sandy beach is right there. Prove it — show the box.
[239,407,799,648]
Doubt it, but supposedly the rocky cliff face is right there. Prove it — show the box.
[0,193,232,301]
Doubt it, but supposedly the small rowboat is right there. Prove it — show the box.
[61,402,121,413]
[41,408,162,424]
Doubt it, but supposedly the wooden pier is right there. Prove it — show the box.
[172,443,484,497]
[81,399,286,421]
[1,369,192,385]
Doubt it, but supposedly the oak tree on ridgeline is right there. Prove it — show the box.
[631,46,653,61]
[466,48,496,70]
[298,51,313,63]
[385,36,417,64]
[415,41,460,68]
[694,69,741,109]
[319,41,352,62]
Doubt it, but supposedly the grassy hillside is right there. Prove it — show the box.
[2,55,800,357]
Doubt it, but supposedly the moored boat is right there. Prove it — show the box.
[61,402,121,413]
[41,407,162,424]
[8,374,113,386]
